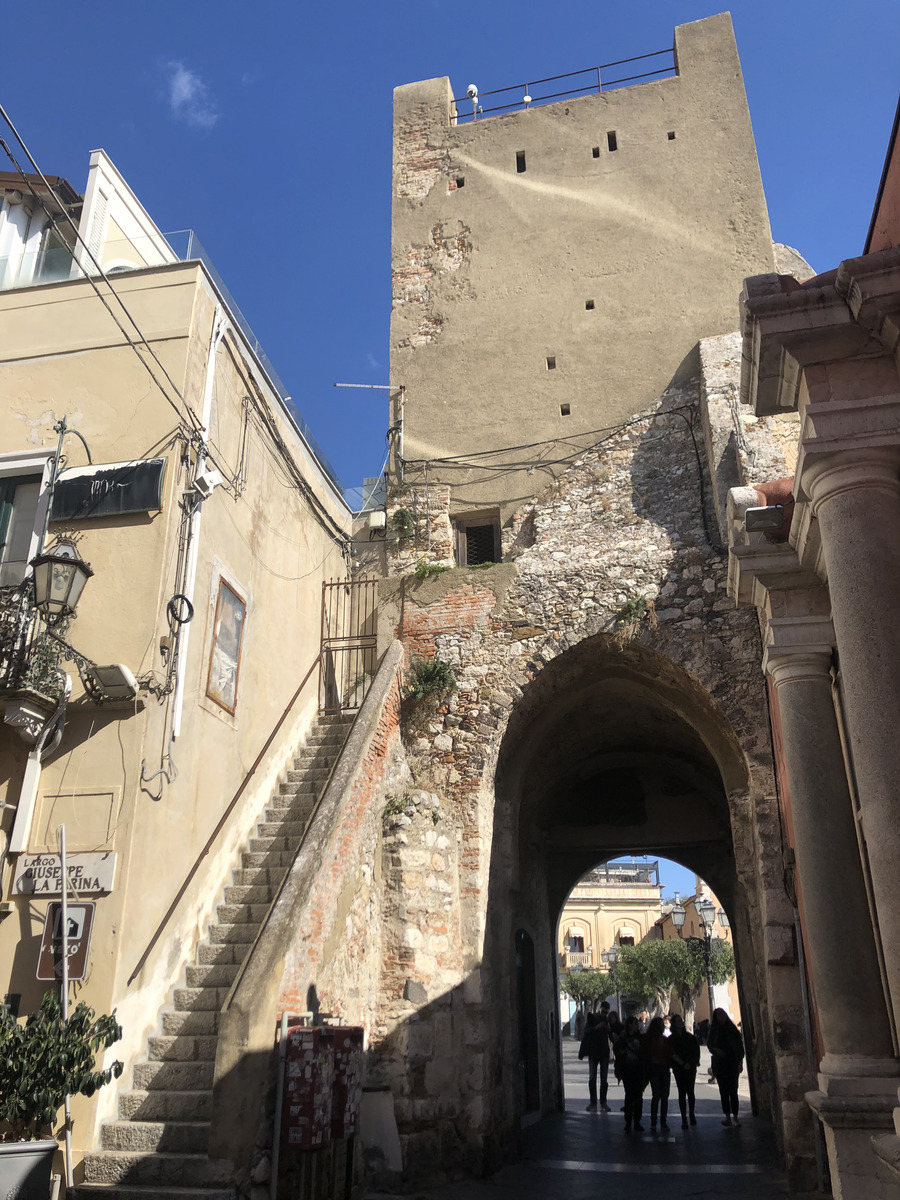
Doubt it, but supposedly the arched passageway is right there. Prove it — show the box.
[483,634,782,1169]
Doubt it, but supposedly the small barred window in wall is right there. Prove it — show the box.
[465,523,498,565]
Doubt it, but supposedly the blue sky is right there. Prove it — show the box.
[2,1,898,491]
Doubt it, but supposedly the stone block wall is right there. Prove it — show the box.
[366,353,815,1186]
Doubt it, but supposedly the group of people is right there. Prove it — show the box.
[578,1004,744,1132]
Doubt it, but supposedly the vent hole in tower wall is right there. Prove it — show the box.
[516,151,527,173]
[607,131,618,152]
[585,299,595,310]
[560,404,571,416]
[667,131,676,140]
[592,147,600,158]
[546,356,556,370]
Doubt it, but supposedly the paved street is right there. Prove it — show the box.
[372,1037,793,1199]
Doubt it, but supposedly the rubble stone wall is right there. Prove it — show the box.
[366,346,816,1188]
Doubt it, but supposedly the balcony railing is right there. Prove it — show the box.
[562,950,593,970]
[0,583,66,703]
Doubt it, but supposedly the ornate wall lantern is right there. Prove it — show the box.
[29,542,93,624]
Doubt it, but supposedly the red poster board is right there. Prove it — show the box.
[281,1026,335,1150]
[330,1027,364,1140]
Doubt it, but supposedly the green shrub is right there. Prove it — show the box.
[414,559,451,582]
[0,991,123,1141]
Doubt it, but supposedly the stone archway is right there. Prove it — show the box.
[481,638,763,1128]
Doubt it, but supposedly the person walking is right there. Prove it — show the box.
[578,1012,610,1111]
[708,1007,744,1126]
[669,1013,700,1127]
[614,1016,647,1132]
[644,1016,672,1131]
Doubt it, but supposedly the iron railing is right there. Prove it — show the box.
[319,577,378,713]
[452,50,676,122]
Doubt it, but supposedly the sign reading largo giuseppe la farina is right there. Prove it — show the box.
[12,852,117,896]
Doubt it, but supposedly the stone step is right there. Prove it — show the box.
[119,1090,212,1122]
[197,942,242,967]
[147,1035,218,1063]
[223,884,275,905]
[241,849,293,870]
[206,924,257,947]
[285,763,334,783]
[161,1008,219,1036]
[277,780,320,797]
[215,902,270,925]
[172,987,231,1013]
[184,963,241,988]
[258,815,311,838]
[75,1186,233,1200]
[82,1150,231,1187]
[133,1060,215,1092]
[101,1120,210,1154]
[287,766,331,783]
[230,866,282,888]
[248,835,299,856]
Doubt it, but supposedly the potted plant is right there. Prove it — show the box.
[0,990,123,1199]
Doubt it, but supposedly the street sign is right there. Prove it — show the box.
[13,852,116,897]
[36,903,95,981]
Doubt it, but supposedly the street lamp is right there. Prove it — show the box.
[696,897,730,1020]
[30,542,93,625]
[602,946,621,1016]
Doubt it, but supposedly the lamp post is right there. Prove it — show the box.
[602,946,621,1016]
[671,895,729,1022]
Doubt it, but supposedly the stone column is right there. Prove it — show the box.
[767,635,899,1200]
[804,448,900,1027]
[766,644,893,1064]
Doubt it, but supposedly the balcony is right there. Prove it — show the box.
[561,950,593,970]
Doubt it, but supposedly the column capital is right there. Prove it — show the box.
[802,445,900,513]
[763,615,836,687]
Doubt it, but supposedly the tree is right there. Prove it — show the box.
[615,940,684,1014]
[651,937,737,1026]
[559,969,613,1013]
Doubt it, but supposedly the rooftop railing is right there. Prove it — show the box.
[452,49,676,123]
[0,231,346,499]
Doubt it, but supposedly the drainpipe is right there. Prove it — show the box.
[171,309,227,740]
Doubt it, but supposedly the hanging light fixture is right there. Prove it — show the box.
[30,542,93,624]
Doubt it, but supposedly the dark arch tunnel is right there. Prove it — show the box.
[484,634,767,1158]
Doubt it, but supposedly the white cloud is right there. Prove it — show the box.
[166,61,218,130]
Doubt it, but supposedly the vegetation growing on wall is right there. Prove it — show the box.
[401,654,456,738]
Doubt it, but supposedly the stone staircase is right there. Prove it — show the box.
[75,712,355,1199]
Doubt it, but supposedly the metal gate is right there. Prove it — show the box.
[319,577,378,713]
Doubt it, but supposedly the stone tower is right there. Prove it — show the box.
[374,13,816,1190]
[390,12,774,534]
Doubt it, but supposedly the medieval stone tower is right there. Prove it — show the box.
[370,12,816,1191]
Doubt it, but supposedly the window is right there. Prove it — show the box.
[567,934,584,953]
[0,473,42,587]
[455,515,501,566]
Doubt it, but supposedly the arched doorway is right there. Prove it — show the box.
[484,634,781,1163]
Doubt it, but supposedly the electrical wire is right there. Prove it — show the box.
[0,118,203,442]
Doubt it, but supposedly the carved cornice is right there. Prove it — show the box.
[740,247,900,417]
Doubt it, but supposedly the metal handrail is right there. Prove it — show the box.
[127,652,321,986]
[452,49,675,121]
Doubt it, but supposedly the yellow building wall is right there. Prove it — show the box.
[0,262,350,1154]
